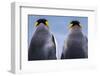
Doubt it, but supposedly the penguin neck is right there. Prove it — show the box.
[33,24,51,45]
[69,28,82,35]
[70,26,81,32]
[35,24,49,34]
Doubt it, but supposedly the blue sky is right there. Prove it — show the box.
[28,15,88,59]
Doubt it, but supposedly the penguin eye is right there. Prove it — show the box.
[45,21,48,26]
[35,22,38,26]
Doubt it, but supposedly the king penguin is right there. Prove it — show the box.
[61,21,88,59]
[28,19,57,60]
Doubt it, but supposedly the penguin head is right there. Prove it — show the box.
[69,20,82,29]
[35,19,48,27]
